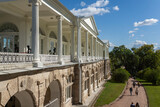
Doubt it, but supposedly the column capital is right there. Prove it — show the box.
[85,30,88,34]
[29,0,42,5]
[56,15,63,21]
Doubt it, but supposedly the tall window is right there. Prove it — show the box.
[65,75,73,101]
[84,71,89,90]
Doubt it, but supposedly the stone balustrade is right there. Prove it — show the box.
[63,55,71,62]
[0,52,33,64]
[40,54,58,64]
[0,52,105,65]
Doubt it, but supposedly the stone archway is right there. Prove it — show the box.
[5,90,35,107]
[44,80,61,107]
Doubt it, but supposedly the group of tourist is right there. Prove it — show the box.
[130,79,141,107]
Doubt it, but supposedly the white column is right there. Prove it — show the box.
[95,38,97,60]
[97,43,99,59]
[85,31,88,61]
[57,15,64,64]
[105,46,107,59]
[31,0,43,67]
[91,36,93,60]
[70,25,75,61]
[77,17,82,62]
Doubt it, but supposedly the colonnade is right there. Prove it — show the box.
[30,0,108,67]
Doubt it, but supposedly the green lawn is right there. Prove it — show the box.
[94,81,125,107]
[137,79,160,107]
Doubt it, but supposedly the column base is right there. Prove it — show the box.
[59,60,65,65]
[33,61,43,67]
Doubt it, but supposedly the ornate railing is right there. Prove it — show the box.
[63,55,71,62]
[40,54,58,64]
[0,52,104,65]
[82,56,87,61]
[88,56,92,61]
[0,52,33,63]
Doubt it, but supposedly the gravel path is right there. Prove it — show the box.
[103,78,148,107]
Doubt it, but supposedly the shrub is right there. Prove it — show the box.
[137,70,144,79]
[112,68,130,83]
[144,68,158,85]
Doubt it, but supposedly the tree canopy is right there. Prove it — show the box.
[110,44,160,76]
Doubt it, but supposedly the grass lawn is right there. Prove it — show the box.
[137,79,160,107]
[94,81,125,107]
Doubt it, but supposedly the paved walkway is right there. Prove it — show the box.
[103,78,148,107]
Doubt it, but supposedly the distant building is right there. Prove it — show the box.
[0,0,110,107]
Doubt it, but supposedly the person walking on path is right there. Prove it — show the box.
[130,102,135,107]
[129,87,133,96]
[135,87,138,95]
[136,102,140,107]
[133,81,136,88]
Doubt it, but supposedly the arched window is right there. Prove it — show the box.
[0,23,19,32]
[0,23,19,52]
[49,31,57,39]
[63,35,68,42]
[30,27,46,36]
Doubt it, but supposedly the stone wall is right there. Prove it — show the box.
[0,60,109,107]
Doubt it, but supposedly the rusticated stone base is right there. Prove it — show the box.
[0,60,109,107]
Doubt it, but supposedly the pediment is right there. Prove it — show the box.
[83,16,99,35]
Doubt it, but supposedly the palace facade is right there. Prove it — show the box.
[0,0,110,107]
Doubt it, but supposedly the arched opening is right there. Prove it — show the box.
[44,80,61,107]
[0,23,19,53]
[5,90,35,107]
[96,72,98,88]
[62,35,68,55]
[49,31,57,55]
[91,70,94,91]
[84,71,89,96]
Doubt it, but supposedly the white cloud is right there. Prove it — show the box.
[152,43,160,50]
[133,40,147,48]
[134,18,159,27]
[113,6,119,11]
[89,0,109,8]
[140,34,144,37]
[129,30,135,34]
[71,7,109,17]
[109,42,116,48]
[70,0,110,17]
[80,1,86,7]
[131,34,135,37]
[134,28,139,31]
[98,29,102,32]
[155,46,160,50]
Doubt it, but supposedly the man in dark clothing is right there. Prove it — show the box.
[130,102,135,107]
[133,81,136,88]
[130,87,133,96]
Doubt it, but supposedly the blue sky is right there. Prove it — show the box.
[59,0,160,50]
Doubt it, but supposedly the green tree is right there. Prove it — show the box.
[112,68,130,83]
[133,45,158,71]
[110,45,139,75]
